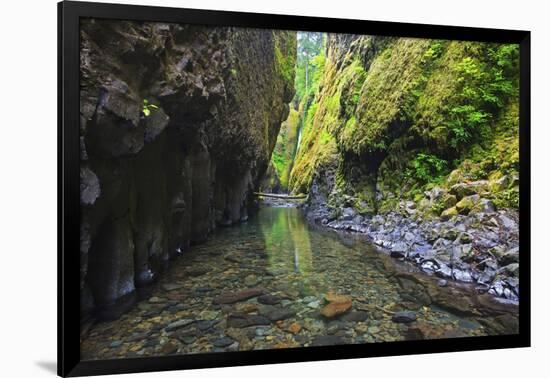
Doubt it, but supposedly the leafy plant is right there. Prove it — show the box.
[142,99,158,117]
[446,44,519,150]
[406,153,449,183]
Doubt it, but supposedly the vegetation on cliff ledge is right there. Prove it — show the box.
[283,34,519,218]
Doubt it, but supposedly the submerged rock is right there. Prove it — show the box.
[320,292,352,318]
[213,288,265,304]
[257,294,281,305]
[391,311,417,323]
[226,314,271,328]
[311,335,345,347]
[165,318,194,332]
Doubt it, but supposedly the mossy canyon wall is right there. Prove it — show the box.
[289,34,519,220]
[79,20,296,320]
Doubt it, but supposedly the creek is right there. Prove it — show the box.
[81,205,518,359]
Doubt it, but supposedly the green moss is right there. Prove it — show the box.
[287,33,519,214]
[338,39,432,155]
[274,33,297,87]
[270,108,301,191]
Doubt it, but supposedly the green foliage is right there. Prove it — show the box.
[493,187,519,209]
[288,34,520,213]
[141,99,158,117]
[446,44,519,150]
[294,32,325,105]
[406,153,448,184]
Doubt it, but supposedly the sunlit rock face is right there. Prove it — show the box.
[79,19,296,320]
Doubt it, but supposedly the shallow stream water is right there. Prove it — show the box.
[81,206,518,359]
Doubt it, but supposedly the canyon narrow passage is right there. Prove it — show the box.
[79,23,520,359]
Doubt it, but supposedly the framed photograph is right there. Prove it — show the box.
[58,1,530,376]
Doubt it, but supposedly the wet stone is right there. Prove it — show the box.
[187,267,210,277]
[160,341,179,355]
[126,332,151,342]
[80,206,519,360]
[226,314,271,328]
[258,294,281,305]
[196,319,220,331]
[392,311,417,323]
[212,337,235,348]
[340,310,369,322]
[109,340,123,348]
[263,307,296,322]
[213,288,265,304]
[311,335,345,346]
[196,286,214,293]
[162,283,184,292]
[165,318,194,332]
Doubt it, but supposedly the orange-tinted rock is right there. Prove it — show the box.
[320,292,352,318]
[320,300,352,318]
[288,322,302,334]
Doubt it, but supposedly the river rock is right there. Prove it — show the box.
[311,335,345,346]
[211,337,235,348]
[226,314,271,328]
[320,293,352,318]
[264,307,296,322]
[187,267,210,277]
[162,283,184,292]
[340,310,369,322]
[160,341,179,355]
[213,288,265,304]
[165,318,194,332]
[287,322,302,334]
[109,340,123,348]
[258,294,281,305]
[392,310,417,323]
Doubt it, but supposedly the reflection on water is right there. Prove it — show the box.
[81,206,519,360]
[261,207,313,275]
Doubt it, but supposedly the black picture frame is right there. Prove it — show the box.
[58,1,531,376]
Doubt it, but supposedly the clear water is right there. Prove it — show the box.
[81,206,518,359]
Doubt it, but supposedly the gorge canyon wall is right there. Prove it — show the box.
[287,34,520,300]
[79,20,296,321]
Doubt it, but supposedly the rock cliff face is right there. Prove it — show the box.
[260,107,300,193]
[79,20,295,321]
[289,34,520,300]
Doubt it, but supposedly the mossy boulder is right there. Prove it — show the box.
[441,194,457,208]
[489,175,511,193]
[440,206,458,220]
[455,195,480,215]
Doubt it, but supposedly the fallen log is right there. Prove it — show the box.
[253,192,307,199]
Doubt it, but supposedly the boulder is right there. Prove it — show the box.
[440,207,458,220]
[455,195,480,215]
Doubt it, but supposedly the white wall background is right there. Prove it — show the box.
[1,0,548,376]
